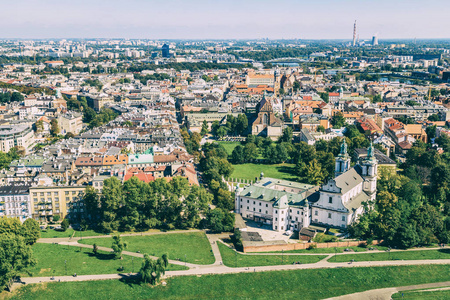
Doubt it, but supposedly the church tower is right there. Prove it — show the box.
[335,139,351,177]
[360,142,378,201]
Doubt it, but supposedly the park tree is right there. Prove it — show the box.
[205,208,234,233]
[331,112,345,128]
[139,254,167,285]
[10,92,24,102]
[93,243,98,255]
[278,127,293,144]
[50,119,59,137]
[0,233,36,291]
[243,142,258,162]
[231,145,245,164]
[200,120,209,136]
[83,186,100,223]
[235,114,248,136]
[22,218,40,245]
[61,218,70,231]
[112,234,128,259]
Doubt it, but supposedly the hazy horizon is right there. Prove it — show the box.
[2,0,450,40]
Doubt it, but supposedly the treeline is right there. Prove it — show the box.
[230,125,369,185]
[0,217,40,291]
[0,91,24,103]
[234,48,312,61]
[0,82,55,95]
[127,62,251,72]
[210,114,248,137]
[81,176,234,233]
[66,96,118,128]
[350,136,450,248]
[133,73,171,85]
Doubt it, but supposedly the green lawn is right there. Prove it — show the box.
[392,288,450,299]
[24,243,186,277]
[40,229,105,239]
[218,242,326,267]
[329,249,450,263]
[79,232,214,265]
[217,141,241,155]
[230,163,297,181]
[258,245,389,254]
[8,265,450,300]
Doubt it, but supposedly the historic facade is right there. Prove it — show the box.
[251,94,283,138]
[235,140,378,232]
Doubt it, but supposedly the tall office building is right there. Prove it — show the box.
[161,44,170,58]
[372,35,379,46]
[352,20,357,46]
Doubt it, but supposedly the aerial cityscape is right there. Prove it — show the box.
[0,1,450,299]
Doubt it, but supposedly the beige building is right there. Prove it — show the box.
[29,185,86,222]
[58,112,83,135]
[0,124,35,154]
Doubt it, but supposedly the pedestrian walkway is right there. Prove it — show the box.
[327,281,450,300]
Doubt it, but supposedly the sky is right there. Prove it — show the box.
[1,0,450,40]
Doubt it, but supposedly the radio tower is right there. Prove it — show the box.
[352,20,357,46]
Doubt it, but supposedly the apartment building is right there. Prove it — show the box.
[29,185,86,221]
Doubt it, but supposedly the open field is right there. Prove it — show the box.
[392,288,450,299]
[40,229,105,239]
[7,265,450,300]
[258,245,390,254]
[230,163,297,181]
[24,243,186,277]
[218,242,326,267]
[217,141,241,155]
[79,232,214,265]
[329,249,450,263]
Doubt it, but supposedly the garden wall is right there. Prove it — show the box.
[243,240,383,253]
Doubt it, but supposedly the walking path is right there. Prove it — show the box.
[327,281,450,300]
[17,231,450,295]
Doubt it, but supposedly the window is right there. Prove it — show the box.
[275,226,277,230]
[247,200,249,203]
[281,226,283,230]
[247,206,249,210]
[281,218,284,221]
[342,216,346,221]
[265,210,268,214]
[275,210,278,214]
[240,205,242,208]
[259,209,261,212]
[266,204,268,207]
[259,202,261,206]
[295,217,298,221]
[329,197,333,204]
[297,211,299,214]
[275,218,278,221]
[314,211,318,216]
[253,208,255,211]
[54,192,58,196]
[328,213,332,219]
[253,201,255,205]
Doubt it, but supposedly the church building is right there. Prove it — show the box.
[251,93,283,139]
[235,140,378,232]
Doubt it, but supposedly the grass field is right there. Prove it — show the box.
[217,141,241,155]
[218,242,326,267]
[258,245,390,254]
[230,163,297,181]
[7,265,450,300]
[40,229,105,239]
[392,288,450,299]
[79,232,214,265]
[24,243,186,277]
[328,249,450,263]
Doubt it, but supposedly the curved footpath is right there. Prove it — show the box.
[13,232,450,297]
[326,281,450,300]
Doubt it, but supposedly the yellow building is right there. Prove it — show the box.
[29,185,86,222]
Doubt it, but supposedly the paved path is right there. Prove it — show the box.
[327,281,450,300]
[21,233,450,294]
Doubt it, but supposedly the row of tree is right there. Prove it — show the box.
[0,217,40,291]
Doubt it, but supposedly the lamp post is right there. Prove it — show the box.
[65,260,67,275]
[388,247,391,260]
[185,254,187,267]
[132,257,134,273]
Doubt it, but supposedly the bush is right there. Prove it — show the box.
[232,228,243,251]
[61,219,70,232]
[52,215,60,222]
[308,244,317,250]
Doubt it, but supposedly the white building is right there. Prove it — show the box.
[0,183,31,222]
[0,124,35,153]
[235,140,378,232]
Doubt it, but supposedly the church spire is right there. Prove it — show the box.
[335,138,350,177]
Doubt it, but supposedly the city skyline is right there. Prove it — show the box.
[1,0,450,40]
